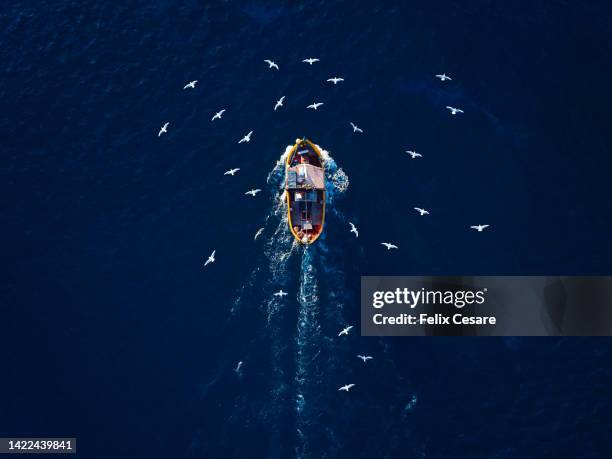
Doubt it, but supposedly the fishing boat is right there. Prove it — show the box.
[285,139,325,244]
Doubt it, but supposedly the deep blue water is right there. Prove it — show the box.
[2,1,612,458]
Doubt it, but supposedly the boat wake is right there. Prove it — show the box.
[221,143,416,458]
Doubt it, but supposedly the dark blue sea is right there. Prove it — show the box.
[2,1,612,458]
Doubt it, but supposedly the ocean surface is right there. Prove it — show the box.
[2,1,612,458]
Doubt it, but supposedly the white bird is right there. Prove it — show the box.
[245,189,261,197]
[239,131,253,143]
[446,106,464,115]
[254,228,264,240]
[211,109,226,121]
[414,207,429,216]
[327,77,344,84]
[183,80,198,89]
[204,250,216,267]
[339,384,355,392]
[381,242,398,250]
[338,325,353,336]
[357,355,373,362]
[224,168,240,176]
[158,122,169,137]
[274,96,285,111]
[435,73,452,81]
[234,361,243,373]
[273,289,288,297]
[264,59,279,70]
[307,102,324,110]
[350,122,363,133]
[470,224,490,232]
[406,150,422,159]
[302,58,320,65]
[349,222,359,237]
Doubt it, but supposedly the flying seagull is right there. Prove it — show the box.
[327,77,344,84]
[446,106,464,115]
[204,250,216,267]
[239,131,253,143]
[338,384,355,392]
[274,96,285,111]
[307,102,324,110]
[273,289,288,297]
[302,58,320,65]
[414,207,429,216]
[224,168,240,176]
[349,222,359,237]
[158,122,169,137]
[435,73,452,81]
[234,361,243,373]
[470,224,490,232]
[183,80,198,89]
[406,150,422,159]
[254,228,264,240]
[350,122,363,133]
[357,355,373,362]
[338,325,353,336]
[264,59,279,70]
[211,109,226,121]
[245,189,261,197]
[381,242,398,250]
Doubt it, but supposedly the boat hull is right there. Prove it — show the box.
[285,139,325,244]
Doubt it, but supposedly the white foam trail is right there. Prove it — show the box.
[229,143,351,458]
[295,247,320,459]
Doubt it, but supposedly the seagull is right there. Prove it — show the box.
[338,384,356,392]
[470,224,490,232]
[264,59,279,70]
[158,122,169,137]
[350,122,363,133]
[183,80,198,89]
[211,109,226,121]
[338,325,353,336]
[302,58,320,65]
[414,207,429,216]
[381,242,398,250]
[224,168,240,176]
[245,189,261,197]
[254,228,264,240]
[274,96,285,111]
[327,77,344,84]
[204,250,216,267]
[446,106,464,115]
[435,73,452,81]
[406,150,422,159]
[307,102,324,110]
[349,222,359,237]
[273,289,288,297]
[234,361,243,373]
[357,355,373,362]
[239,131,253,143]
